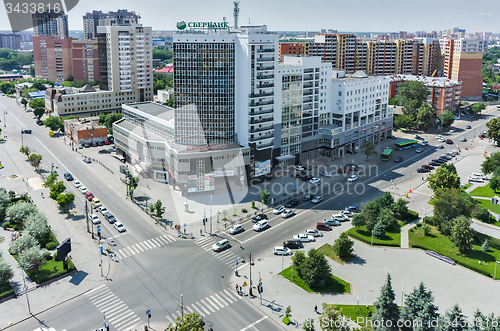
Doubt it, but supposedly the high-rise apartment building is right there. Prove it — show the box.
[72,39,100,82]
[0,33,21,50]
[83,10,140,40]
[33,36,73,83]
[32,10,68,38]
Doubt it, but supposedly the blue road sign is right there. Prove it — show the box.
[184,223,187,227]
[235,259,238,264]
[146,309,151,315]
[259,282,262,287]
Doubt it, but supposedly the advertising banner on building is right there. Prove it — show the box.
[214,170,235,177]
[254,160,271,177]
[154,170,168,183]
[204,173,215,191]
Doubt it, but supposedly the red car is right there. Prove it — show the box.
[422,165,434,170]
[85,192,94,201]
[394,157,403,162]
[104,140,110,145]
[337,167,350,173]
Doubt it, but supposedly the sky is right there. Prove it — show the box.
[1,0,499,34]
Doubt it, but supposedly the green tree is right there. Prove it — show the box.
[0,82,15,94]
[318,303,351,331]
[377,208,396,229]
[260,189,271,204]
[437,110,455,128]
[351,213,366,228]
[49,181,66,200]
[399,282,439,331]
[165,97,174,108]
[20,98,28,109]
[5,201,37,225]
[32,81,46,91]
[43,171,58,188]
[29,65,35,76]
[300,249,332,289]
[23,212,49,240]
[303,318,316,331]
[18,246,45,279]
[104,113,123,129]
[19,145,31,158]
[482,152,500,174]
[373,220,386,238]
[28,153,43,172]
[394,114,416,131]
[470,102,486,115]
[434,188,473,235]
[0,254,14,283]
[0,190,10,218]
[291,250,306,277]
[380,191,395,209]
[388,97,398,106]
[43,116,64,132]
[440,162,458,176]
[165,312,204,331]
[28,98,44,109]
[427,166,460,195]
[486,118,500,147]
[416,103,435,130]
[372,274,399,331]
[481,239,489,252]
[392,198,409,220]
[9,232,39,255]
[490,174,500,193]
[451,215,474,253]
[333,232,354,259]
[152,199,166,221]
[442,304,468,331]
[396,81,430,118]
[56,192,75,213]
[362,141,377,160]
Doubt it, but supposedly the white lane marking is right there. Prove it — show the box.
[239,316,269,331]
[193,301,210,315]
[86,284,106,296]
[146,239,157,248]
[142,240,153,249]
[200,298,217,312]
[209,295,225,309]
[134,243,144,252]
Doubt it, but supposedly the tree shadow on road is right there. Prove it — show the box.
[347,255,366,266]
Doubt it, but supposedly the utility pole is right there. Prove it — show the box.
[85,200,90,233]
[210,194,213,235]
[249,252,253,296]
[181,294,184,319]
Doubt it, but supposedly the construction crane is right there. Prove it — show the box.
[431,69,437,77]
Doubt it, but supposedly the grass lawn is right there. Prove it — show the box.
[336,304,375,325]
[346,221,402,247]
[280,265,350,293]
[13,255,76,284]
[317,243,353,264]
[0,282,15,300]
[409,225,500,278]
[470,185,497,198]
[476,199,500,215]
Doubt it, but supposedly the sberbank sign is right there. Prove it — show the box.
[176,21,229,30]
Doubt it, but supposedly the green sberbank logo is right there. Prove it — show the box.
[177,21,187,30]
[176,21,229,30]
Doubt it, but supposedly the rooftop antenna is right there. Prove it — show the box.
[233,1,240,29]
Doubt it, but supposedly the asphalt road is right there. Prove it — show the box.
[1,94,495,331]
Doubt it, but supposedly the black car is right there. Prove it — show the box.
[252,213,268,223]
[63,173,73,181]
[429,161,441,166]
[283,240,304,249]
[440,155,452,160]
[98,141,104,146]
[98,149,111,154]
[432,159,444,164]
[445,139,453,144]
[21,129,32,134]
[417,168,431,173]
[437,158,448,163]
[301,175,313,181]
[479,133,486,138]
[92,142,98,147]
[84,143,90,148]
[296,171,307,178]
[346,150,357,154]
[36,120,43,126]
[286,198,299,208]
[465,125,471,129]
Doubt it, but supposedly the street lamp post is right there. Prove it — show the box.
[21,131,24,147]
[19,263,32,314]
[371,229,374,246]
[210,194,213,235]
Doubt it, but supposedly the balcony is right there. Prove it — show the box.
[249,108,274,116]
[250,125,273,133]
[303,82,313,88]
[257,57,275,62]
[250,100,274,107]
[257,74,274,80]
[250,117,273,125]
[256,66,275,71]
[250,92,274,98]
[304,75,314,81]
[256,142,274,150]
[303,91,313,96]
[257,48,275,53]
[257,83,274,88]
[249,133,273,142]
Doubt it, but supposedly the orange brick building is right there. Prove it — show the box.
[279,42,306,61]
[63,116,108,145]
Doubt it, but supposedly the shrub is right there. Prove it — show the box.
[241,208,248,213]
[251,201,256,209]
[416,223,422,227]
[53,252,58,261]
[12,224,18,231]
[43,251,52,261]
[45,242,57,250]
[422,224,431,236]
[2,222,10,229]
[473,206,493,223]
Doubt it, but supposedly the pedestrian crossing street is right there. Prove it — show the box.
[114,235,176,259]
[194,236,239,266]
[85,284,142,331]
[166,288,241,326]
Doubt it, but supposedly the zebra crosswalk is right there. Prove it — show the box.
[85,284,142,331]
[115,235,176,259]
[165,288,241,326]
[194,236,239,266]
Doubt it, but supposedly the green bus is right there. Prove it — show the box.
[381,148,393,161]
[395,139,418,150]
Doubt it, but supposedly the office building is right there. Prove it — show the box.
[72,39,99,82]
[33,36,73,83]
[0,33,21,50]
[32,10,68,38]
[83,10,140,40]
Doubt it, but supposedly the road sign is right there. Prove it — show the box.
[184,223,187,227]
[146,309,150,315]
[242,281,247,287]
[235,259,238,264]
[259,282,262,287]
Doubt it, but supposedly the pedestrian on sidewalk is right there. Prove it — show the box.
[314,305,318,313]
[200,229,202,236]
[236,284,239,294]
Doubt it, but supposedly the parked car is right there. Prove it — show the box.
[337,167,351,174]
[253,220,269,231]
[394,156,403,162]
[99,206,108,214]
[449,129,455,133]
[347,175,358,182]
[417,168,431,173]
[286,199,299,208]
[293,234,315,242]
[445,139,453,144]
[319,171,331,177]
[273,206,285,215]
[311,196,323,204]
[331,213,348,222]
[429,161,441,166]
[98,149,111,154]
[281,209,294,218]
[301,175,313,181]
[22,129,32,134]
[305,229,323,237]
[228,224,244,234]
[346,164,359,171]
[422,165,434,170]
[113,221,126,232]
[79,186,88,194]
[273,247,292,256]
[470,173,487,180]
[64,173,73,181]
[465,125,471,129]
[84,143,90,148]
[73,180,82,188]
[437,144,444,149]
[341,210,353,218]
[92,197,102,207]
[309,177,321,184]
[92,142,98,147]
[98,141,104,146]
[432,159,444,164]
[252,213,268,223]
[83,158,91,163]
[212,239,230,252]
[316,223,332,231]
[323,219,340,227]
[440,155,452,160]
[345,206,361,213]
[460,137,467,142]
[283,240,304,249]
[296,171,307,178]
[85,192,94,200]
[468,176,484,183]
[104,212,116,224]
[90,214,100,224]
[294,165,305,171]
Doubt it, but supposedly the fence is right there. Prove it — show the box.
[80,155,114,175]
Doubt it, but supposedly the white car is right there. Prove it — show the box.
[295,165,305,171]
[347,175,358,182]
[73,180,82,188]
[113,221,126,232]
[319,171,331,177]
[438,138,446,142]
[416,148,423,153]
[468,176,484,183]
[79,186,88,194]
[309,177,321,184]
[273,247,292,256]
[460,137,467,142]
[281,209,294,218]
[293,234,315,242]
[253,220,269,231]
[470,173,487,180]
[436,135,442,139]
[341,210,353,218]
[420,141,428,146]
[305,229,323,237]
[273,205,286,215]
[99,206,109,214]
[228,224,243,234]
[212,239,230,252]
[449,129,455,133]
[90,213,100,224]
[332,213,349,222]
[311,196,323,204]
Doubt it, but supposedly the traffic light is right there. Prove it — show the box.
[106,326,110,331]
[148,313,151,319]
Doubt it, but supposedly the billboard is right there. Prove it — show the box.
[204,173,215,191]
[254,160,271,177]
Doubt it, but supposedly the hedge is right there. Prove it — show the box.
[347,231,400,247]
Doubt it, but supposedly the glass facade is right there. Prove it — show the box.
[173,42,236,145]
[281,74,302,156]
